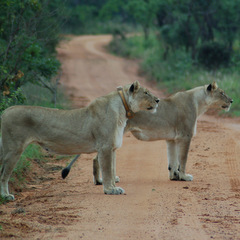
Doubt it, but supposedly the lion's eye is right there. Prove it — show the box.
[144,91,149,95]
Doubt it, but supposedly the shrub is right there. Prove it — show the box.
[0,0,61,113]
[197,42,231,69]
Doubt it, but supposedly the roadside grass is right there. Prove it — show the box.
[22,82,70,109]
[0,144,44,205]
[108,33,240,117]
[10,144,44,186]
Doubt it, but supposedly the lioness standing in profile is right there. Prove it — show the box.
[92,82,232,185]
[126,82,233,181]
[0,81,159,201]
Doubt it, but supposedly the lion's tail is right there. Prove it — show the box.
[61,154,80,179]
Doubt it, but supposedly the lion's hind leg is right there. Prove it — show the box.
[93,154,120,185]
[0,150,23,201]
[93,155,102,185]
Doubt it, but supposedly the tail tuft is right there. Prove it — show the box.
[62,167,70,179]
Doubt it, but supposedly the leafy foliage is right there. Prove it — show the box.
[153,0,240,64]
[109,34,240,116]
[197,42,231,69]
[0,88,25,113]
[63,0,240,69]
[125,0,158,40]
[0,0,62,113]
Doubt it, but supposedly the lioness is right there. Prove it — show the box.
[0,81,159,201]
[92,82,232,184]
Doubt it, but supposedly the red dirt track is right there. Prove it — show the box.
[1,35,240,240]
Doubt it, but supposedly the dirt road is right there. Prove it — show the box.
[1,35,240,240]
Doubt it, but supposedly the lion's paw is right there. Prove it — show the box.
[169,170,179,181]
[104,187,125,195]
[2,194,15,201]
[179,173,193,181]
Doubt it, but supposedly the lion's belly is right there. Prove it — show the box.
[131,128,176,141]
[38,139,96,155]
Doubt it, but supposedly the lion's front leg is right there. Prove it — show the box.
[93,154,120,185]
[113,151,120,183]
[98,148,124,195]
[167,140,180,180]
[177,139,193,181]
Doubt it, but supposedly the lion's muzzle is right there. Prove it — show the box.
[222,99,233,112]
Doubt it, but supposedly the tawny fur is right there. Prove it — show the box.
[0,81,159,201]
[93,82,233,184]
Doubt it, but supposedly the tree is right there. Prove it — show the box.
[154,0,240,62]
[126,0,158,40]
[0,0,62,112]
[215,1,240,52]
[155,0,199,59]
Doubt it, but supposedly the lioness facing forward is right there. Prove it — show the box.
[0,81,159,201]
[92,82,232,184]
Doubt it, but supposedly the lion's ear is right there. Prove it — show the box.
[129,80,140,93]
[212,81,218,90]
[207,84,212,91]
[207,82,218,92]
[130,80,140,92]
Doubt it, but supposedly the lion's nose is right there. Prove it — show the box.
[230,99,233,103]
[156,99,160,103]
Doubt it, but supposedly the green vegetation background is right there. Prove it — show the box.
[109,34,240,116]
[0,0,239,204]
[1,0,239,114]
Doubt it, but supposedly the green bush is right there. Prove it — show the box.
[0,88,26,114]
[0,0,62,113]
[109,34,240,116]
[197,42,231,69]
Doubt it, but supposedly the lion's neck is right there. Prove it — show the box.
[192,86,211,117]
[122,87,136,113]
[114,92,130,124]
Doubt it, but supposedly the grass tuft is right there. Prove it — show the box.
[10,144,44,186]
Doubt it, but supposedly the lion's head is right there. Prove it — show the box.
[126,81,159,113]
[206,82,233,112]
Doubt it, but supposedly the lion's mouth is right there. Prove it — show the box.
[147,105,157,113]
[222,105,229,109]
[222,104,231,112]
